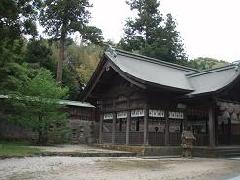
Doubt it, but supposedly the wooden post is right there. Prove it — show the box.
[112,112,116,144]
[165,111,170,145]
[126,110,131,145]
[208,106,216,147]
[99,114,103,144]
[228,118,232,145]
[144,108,149,145]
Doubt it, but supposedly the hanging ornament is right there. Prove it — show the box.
[220,102,227,111]
[231,112,238,121]
[235,104,240,114]
[222,111,230,119]
[227,103,234,113]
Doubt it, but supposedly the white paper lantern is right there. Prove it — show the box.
[227,103,234,113]
[222,111,230,119]
[231,112,238,121]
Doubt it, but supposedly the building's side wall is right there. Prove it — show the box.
[96,74,193,146]
[66,106,98,144]
[214,79,240,145]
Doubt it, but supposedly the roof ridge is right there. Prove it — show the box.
[115,49,199,73]
[187,64,238,77]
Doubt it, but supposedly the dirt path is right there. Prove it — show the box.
[1,157,240,180]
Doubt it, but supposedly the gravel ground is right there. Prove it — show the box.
[32,144,128,153]
[1,157,240,180]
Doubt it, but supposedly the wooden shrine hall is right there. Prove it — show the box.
[82,48,240,147]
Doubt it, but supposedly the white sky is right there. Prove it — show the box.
[89,0,240,62]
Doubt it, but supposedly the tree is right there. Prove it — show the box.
[40,0,103,83]
[119,0,162,51]
[0,0,41,95]
[119,0,187,64]
[188,57,229,71]
[67,44,103,85]
[0,0,41,41]
[161,14,188,64]
[10,68,69,145]
[0,39,29,95]
[25,39,56,73]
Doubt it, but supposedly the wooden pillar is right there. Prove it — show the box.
[99,114,103,144]
[183,110,188,130]
[228,118,232,145]
[112,112,116,144]
[143,108,149,145]
[208,106,216,147]
[126,110,131,145]
[165,111,170,145]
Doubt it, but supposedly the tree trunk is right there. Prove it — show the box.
[57,36,65,83]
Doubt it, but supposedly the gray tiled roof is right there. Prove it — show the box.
[59,100,95,108]
[0,95,95,108]
[105,49,240,96]
[106,50,197,91]
[187,65,240,95]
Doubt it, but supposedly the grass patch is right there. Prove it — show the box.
[0,141,42,157]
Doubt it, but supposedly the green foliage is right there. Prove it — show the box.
[0,0,41,40]
[0,141,41,157]
[0,63,30,95]
[67,44,103,84]
[40,0,103,82]
[25,39,56,73]
[22,69,68,98]
[39,0,103,43]
[0,0,41,95]
[119,0,187,64]
[188,57,229,70]
[0,0,103,144]
[9,68,70,145]
[0,39,29,95]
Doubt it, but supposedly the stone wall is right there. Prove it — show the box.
[0,118,34,141]
[69,119,99,144]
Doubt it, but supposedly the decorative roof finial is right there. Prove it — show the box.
[232,60,240,71]
[106,45,117,58]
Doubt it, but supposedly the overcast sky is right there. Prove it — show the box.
[89,0,240,62]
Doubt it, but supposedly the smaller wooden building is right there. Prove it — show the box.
[82,48,240,147]
[0,96,97,144]
[60,100,97,144]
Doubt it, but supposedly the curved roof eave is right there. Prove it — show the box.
[185,70,240,98]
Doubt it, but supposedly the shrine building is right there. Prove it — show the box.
[82,48,240,147]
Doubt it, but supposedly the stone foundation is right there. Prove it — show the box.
[69,119,99,144]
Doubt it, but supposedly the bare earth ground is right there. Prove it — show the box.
[32,144,128,153]
[1,157,240,180]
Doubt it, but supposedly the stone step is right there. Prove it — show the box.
[193,147,240,157]
[40,151,137,157]
[222,153,240,157]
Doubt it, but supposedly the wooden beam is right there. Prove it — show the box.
[208,105,216,147]
[99,114,103,144]
[82,61,108,101]
[165,110,170,145]
[112,112,116,144]
[126,110,130,145]
[143,108,149,145]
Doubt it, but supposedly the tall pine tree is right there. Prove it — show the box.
[119,0,187,64]
[163,14,187,64]
[40,0,103,83]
